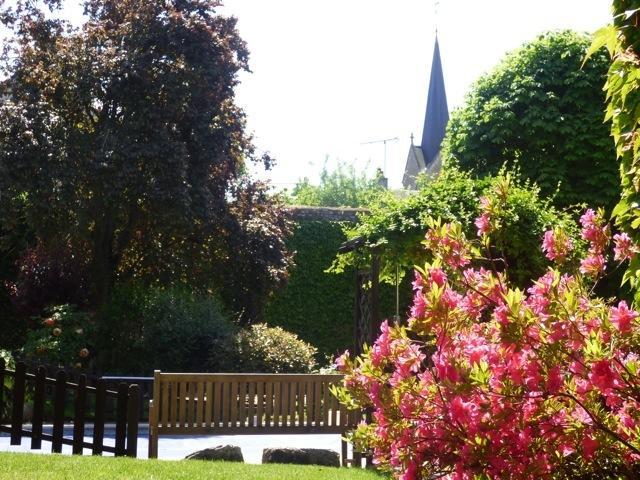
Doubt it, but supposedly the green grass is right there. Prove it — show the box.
[0,452,384,479]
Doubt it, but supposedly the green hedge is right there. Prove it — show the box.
[264,220,401,360]
[264,220,353,360]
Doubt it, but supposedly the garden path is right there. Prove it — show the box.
[0,425,343,463]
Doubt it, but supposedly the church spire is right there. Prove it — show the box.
[402,36,449,190]
[420,35,449,168]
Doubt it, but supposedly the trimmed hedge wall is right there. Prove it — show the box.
[264,220,354,360]
[264,219,404,360]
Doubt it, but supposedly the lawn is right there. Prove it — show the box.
[0,452,384,479]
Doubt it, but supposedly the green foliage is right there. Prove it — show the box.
[227,324,317,374]
[443,31,618,210]
[331,168,480,283]
[22,305,93,368]
[264,219,401,359]
[594,3,640,294]
[0,1,292,319]
[286,161,386,207]
[94,285,236,375]
[0,349,11,422]
[331,168,581,289]
[264,220,355,358]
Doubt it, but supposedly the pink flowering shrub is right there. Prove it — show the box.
[335,185,640,479]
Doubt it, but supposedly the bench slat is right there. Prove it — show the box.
[265,382,273,426]
[205,381,213,427]
[221,382,229,426]
[297,381,305,426]
[230,381,238,428]
[273,382,281,427]
[256,382,264,427]
[322,381,330,426]
[313,381,322,426]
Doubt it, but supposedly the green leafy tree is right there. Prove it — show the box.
[287,161,386,207]
[331,168,582,289]
[443,31,618,210]
[0,0,292,319]
[590,2,640,293]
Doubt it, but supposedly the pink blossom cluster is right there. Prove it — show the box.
[474,196,494,237]
[335,203,640,480]
[579,209,610,277]
[541,228,573,263]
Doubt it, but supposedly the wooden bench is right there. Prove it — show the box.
[148,371,361,462]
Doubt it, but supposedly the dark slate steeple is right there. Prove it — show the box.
[402,36,449,189]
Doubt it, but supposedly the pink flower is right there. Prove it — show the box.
[582,435,599,459]
[579,253,606,277]
[412,270,424,291]
[475,212,491,237]
[580,209,610,253]
[429,268,447,287]
[410,292,426,319]
[589,359,617,392]
[541,229,572,263]
[610,301,638,334]
[613,232,638,262]
[334,350,349,371]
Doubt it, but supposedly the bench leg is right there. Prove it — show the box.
[148,399,158,459]
[148,427,158,459]
[341,438,348,467]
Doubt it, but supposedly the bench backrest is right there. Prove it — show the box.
[148,371,359,438]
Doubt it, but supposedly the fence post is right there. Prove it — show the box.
[10,361,26,445]
[114,382,128,456]
[126,384,140,458]
[52,370,67,453]
[72,374,87,454]
[0,358,5,423]
[92,379,106,455]
[31,366,46,449]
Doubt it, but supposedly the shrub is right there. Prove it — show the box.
[335,183,640,479]
[229,324,317,373]
[1,349,14,421]
[332,168,580,290]
[94,285,236,375]
[22,305,93,368]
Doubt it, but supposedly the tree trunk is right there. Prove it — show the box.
[90,213,117,307]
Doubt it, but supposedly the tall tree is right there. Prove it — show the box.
[0,0,292,318]
[442,31,617,210]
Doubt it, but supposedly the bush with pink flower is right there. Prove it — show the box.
[334,178,640,479]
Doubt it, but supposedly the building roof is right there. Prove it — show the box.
[402,36,449,189]
[420,36,449,167]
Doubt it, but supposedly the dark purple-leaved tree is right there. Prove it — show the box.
[0,0,292,323]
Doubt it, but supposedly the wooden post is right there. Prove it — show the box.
[126,384,140,458]
[341,438,348,467]
[72,374,87,454]
[0,357,5,419]
[10,361,26,445]
[148,370,160,459]
[114,382,128,456]
[31,366,46,449]
[52,370,66,453]
[92,379,106,455]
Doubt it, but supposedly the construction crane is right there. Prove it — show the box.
[360,136,399,178]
